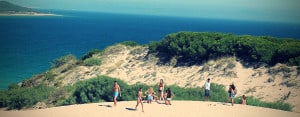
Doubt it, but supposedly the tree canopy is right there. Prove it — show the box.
[149,32,300,66]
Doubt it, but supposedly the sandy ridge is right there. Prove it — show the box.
[1,101,299,117]
[22,44,300,112]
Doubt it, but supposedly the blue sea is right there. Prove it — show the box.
[0,10,299,89]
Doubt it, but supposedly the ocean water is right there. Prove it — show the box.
[0,10,299,89]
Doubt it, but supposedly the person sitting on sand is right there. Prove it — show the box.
[145,87,156,104]
[229,83,237,106]
[113,81,121,106]
[241,95,247,105]
[165,88,174,105]
[135,88,144,112]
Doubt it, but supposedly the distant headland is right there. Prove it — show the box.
[0,1,59,16]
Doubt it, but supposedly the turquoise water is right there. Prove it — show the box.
[0,10,299,89]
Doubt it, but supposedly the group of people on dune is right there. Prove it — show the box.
[206,78,247,106]
[112,78,247,112]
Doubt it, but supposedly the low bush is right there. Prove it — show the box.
[83,57,102,66]
[121,41,139,47]
[80,49,101,61]
[235,96,292,111]
[0,85,55,110]
[51,54,77,68]
[0,76,292,112]
[58,76,232,105]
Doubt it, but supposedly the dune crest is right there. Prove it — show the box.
[20,44,300,112]
[1,101,299,117]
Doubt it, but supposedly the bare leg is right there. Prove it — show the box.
[231,98,234,106]
[141,102,144,112]
[159,92,164,101]
[228,94,230,103]
[113,97,117,106]
[135,100,139,110]
[159,92,162,101]
[135,100,144,112]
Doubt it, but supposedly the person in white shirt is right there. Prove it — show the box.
[204,78,210,101]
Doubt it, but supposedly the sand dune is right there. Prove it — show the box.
[22,45,300,112]
[1,101,299,117]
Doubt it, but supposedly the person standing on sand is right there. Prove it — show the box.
[228,83,237,106]
[204,78,211,101]
[113,81,121,106]
[135,88,144,112]
[158,79,165,102]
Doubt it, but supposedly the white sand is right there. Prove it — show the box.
[0,101,299,117]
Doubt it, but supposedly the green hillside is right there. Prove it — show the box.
[0,1,37,13]
[149,32,300,66]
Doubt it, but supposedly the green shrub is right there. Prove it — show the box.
[1,76,293,112]
[209,83,228,102]
[236,96,292,111]
[166,83,227,102]
[56,76,292,111]
[1,85,55,110]
[168,85,204,101]
[8,83,20,90]
[61,76,149,105]
[81,49,101,61]
[121,41,139,47]
[61,76,228,105]
[58,76,118,105]
[51,54,77,68]
[149,32,300,66]
[0,90,8,107]
[83,57,102,66]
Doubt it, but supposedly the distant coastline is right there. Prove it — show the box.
[0,1,61,17]
[0,12,61,16]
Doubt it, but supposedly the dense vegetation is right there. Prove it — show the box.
[80,49,102,61]
[239,96,292,111]
[0,76,292,111]
[0,1,37,13]
[120,41,139,47]
[149,32,300,66]
[0,84,55,110]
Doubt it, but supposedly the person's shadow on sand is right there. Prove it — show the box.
[98,104,112,108]
[219,102,231,106]
[125,107,137,111]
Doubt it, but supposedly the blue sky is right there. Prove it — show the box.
[4,0,300,24]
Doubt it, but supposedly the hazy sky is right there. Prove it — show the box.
[4,0,300,24]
